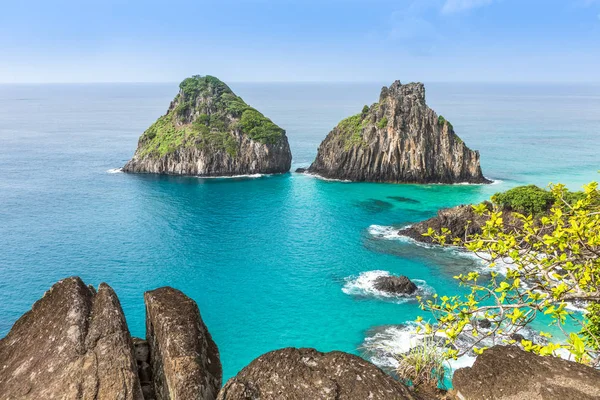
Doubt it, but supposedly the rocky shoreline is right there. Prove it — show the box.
[2,277,599,399]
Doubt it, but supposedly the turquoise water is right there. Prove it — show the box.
[1,82,599,380]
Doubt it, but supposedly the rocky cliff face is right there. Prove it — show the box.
[123,75,292,176]
[306,81,489,184]
[145,287,221,400]
[0,277,144,399]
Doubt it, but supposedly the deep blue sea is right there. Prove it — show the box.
[1,82,599,381]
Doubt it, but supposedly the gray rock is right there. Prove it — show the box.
[123,75,292,176]
[398,202,493,244]
[453,345,600,399]
[217,347,420,400]
[145,287,222,400]
[374,275,418,295]
[307,81,489,184]
[478,319,492,329]
[0,277,143,400]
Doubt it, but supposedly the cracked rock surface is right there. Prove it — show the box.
[0,277,143,399]
[307,81,489,184]
[217,347,419,400]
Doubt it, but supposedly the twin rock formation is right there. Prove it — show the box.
[124,76,488,184]
[2,277,600,399]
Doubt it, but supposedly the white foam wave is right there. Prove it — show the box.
[106,168,123,174]
[363,322,546,377]
[197,173,264,179]
[369,224,514,273]
[297,171,351,183]
[342,270,434,303]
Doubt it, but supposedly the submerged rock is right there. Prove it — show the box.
[123,75,292,176]
[217,347,420,400]
[0,277,143,399]
[453,346,600,399]
[307,81,489,184]
[145,287,222,400]
[387,196,420,204]
[373,275,418,295]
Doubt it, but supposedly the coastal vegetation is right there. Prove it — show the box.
[337,113,367,150]
[438,115,453,130]
[416,181,600,376]
[137,75,284,159]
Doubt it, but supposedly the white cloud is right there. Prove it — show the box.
[442,0,494,14]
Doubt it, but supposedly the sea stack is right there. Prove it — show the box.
[306,81,490,184]
[123,75,292,176]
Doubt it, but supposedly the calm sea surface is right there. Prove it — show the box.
[1,82,599,380]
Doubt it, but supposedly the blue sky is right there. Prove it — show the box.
[1,0,599,83]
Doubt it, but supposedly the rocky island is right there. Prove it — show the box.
[305,81,490,184]
[123,75,292,176]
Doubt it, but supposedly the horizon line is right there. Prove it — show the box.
[1,80,600,85]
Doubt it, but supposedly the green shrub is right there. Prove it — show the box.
[492,185,555,215]
[239,109,284,144]
[395,337,446,389]
[362,105,369,114]
[438,115,453,130]
[377,117,388,129]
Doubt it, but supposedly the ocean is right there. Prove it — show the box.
[1,82,599,381]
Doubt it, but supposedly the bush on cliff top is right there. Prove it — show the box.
[491,185,556,215]
[437,115,453,130]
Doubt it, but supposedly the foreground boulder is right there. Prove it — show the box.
[306,81,489,184]
[217,347,419,400]
[453,346,600,400]
[374,275,418,295]
[123,75,292,176]
[145,287,222,400]
[0,277,143,399]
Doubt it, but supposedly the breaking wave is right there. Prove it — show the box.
[342,270,434,303]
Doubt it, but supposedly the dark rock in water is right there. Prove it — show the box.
[295,167,308,173]
[398,202,493,244]
[478,319,492,329]
[217,347,420,400]
[307,81,490,184]
[510,333,526,343]
[453,345,600,399]
[0,277,143,399]
[123,75,292,176]
[145,286,222,400]
[374,275,418,295]
[356,198,394,213]
[387,196,420,204]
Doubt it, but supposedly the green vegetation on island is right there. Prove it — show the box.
[438,115,453,130]
[138,75,285,158]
